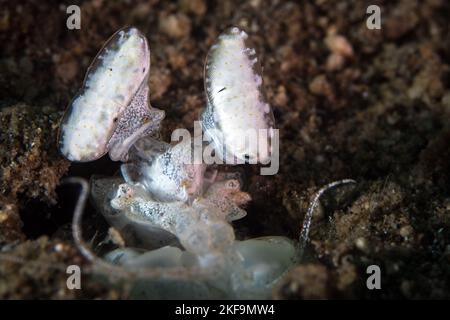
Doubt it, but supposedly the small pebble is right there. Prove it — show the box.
[355,237,368,252]
[179,0,206,16]
[159,13,192,39]
[399,225,413,239]
[274,85,288,107]
[326,53,345,71]
[309,74,331,96]
[325,34,354,58]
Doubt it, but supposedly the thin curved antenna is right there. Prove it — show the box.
[66,177,134,275]
[65,177,97,262]
[65,177,210,281]
[299,179,356,257]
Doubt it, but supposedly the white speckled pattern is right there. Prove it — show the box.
[66,26,295,299]
[204,27,275,163]
[59,27,150,161]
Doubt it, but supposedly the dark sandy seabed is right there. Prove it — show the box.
[0,0,449,299]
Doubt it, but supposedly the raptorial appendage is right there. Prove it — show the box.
[61,26,297,299]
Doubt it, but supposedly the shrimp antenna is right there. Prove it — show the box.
[299,179,356,258]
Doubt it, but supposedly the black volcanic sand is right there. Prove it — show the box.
[1,0,449,299]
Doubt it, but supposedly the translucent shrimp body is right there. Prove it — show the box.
[61,26,297,299]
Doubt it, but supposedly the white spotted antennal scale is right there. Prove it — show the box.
[58,27,164,162]
[202,27,275,164]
